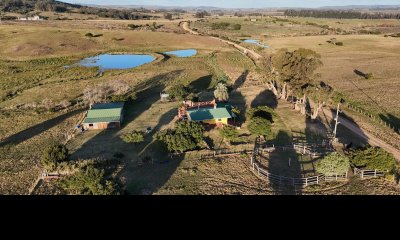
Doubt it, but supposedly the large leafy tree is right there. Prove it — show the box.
[58,165,118,195]
[167,84,189,101]
[155,121,205,153]
[248,117,273,139]
[214,83,229,101]
[349,146,397,172]
[41,143,69,171]
[316,153,350,176]
[270,48,323,115]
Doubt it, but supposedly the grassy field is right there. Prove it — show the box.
[1,16,399,194]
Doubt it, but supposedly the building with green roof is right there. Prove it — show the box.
[187,105,234,126]
[83,102,125,130]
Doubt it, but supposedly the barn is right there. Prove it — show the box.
[83,102,125,130]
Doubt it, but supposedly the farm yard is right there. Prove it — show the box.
[0,6,400,195]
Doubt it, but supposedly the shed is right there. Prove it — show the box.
[83,102,125,130]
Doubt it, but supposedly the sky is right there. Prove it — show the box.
[62,0,400,8]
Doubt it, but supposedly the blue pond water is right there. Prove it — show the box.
[243,39,270,48]
[76,54,156,70]
[164,49,197,57]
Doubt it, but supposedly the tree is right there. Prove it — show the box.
[155,121,204,153]
[121,131,144,144]
[167,84,189,101]
[232,23,241,30]
[214,83,229,101]
[58,165,118,195]
[316,153,350,176]
[349,146,397,172]
[41,143,69,171]
[163,12,173,20]
[248,116,272,138]
[195,11,209,18]
[219,125,239,142]
[270,48,323,115]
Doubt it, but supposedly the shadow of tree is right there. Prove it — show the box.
[188,75,213,93]
[250,89,278,109]
[260,131,302,195]
[232,70,249,90]
[0,108,84,147]
[229,90,247,124]
[379,113,400,134]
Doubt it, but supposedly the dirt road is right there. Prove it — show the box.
[181,21,262,60]
[322,107,400,161]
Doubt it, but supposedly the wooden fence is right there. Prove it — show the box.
[353,168,388,179]
[257,143,334,158]
[250,155,347,187]
[169,147,254,160]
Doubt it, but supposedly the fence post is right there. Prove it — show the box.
[317,175,319,184]
[303,146,306,154]
[336,174,338,181]
[305,178,308,187]
[374,169,377,177]
[252,162,255,171]
[258,167,260,177]
[361,170,364,179]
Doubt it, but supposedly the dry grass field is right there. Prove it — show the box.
[1,14,399,194]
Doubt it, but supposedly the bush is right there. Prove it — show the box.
[219,125,239,141]
[85,32,94,37]
[167,84,189,101]
[164,13,173,20]
[316,153,350,176]
[121,131,144,144]
[231,24,242,30]
[110,92,137,102]
[155,121,204,153]
[211,22,230,30]
[248,116,272,138]
[364,73,374,79]
[41,143,69,171]
[349,146,397,172]
[336,42,344,46]
[58,165,118,195]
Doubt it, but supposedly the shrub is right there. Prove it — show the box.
[41,143,69,171]
[110,92,137,102]
[128,24,141,29]
[219,125,239,141]
[167,84,189,101]
[85,32,94,37]
[336,42,343,46]
[231,24,242,30]
[155,121,204,153]
[58,165,118,195]
[211,22,230,30]
[121,131,144,144]
[248,116,272,138]
[316,153,350,176]
[364,73,374,79]
[349,146,397,172]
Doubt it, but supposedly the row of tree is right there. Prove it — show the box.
[284,9,400,19]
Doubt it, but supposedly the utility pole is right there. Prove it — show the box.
[333,103,340,142]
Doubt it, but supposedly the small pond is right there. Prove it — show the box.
[75,54,156,70]
[243,39,270,48]
[164,49,197,57]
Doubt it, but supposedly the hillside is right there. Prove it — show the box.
[0,0,153,19]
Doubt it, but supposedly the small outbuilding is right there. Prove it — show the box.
[83,102,125,130]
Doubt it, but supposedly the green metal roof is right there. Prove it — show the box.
[83,102,124,124]
[187,107,233,121]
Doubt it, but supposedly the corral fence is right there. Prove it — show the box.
[353,167,388,179]
[257,143,334,158]
[250,155,347,187]
[169,146,254,160]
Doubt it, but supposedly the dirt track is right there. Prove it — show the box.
[322,107,400,161]
[181,21,262,60]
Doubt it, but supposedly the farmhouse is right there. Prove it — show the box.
[83,102,125,130]
[178,100,234,126]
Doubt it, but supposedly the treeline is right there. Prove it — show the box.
[284,9,400,19]
[78,7,152,20]
[0,0,78,14]
[0,0,152,20]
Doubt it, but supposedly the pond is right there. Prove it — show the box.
[164,49,197,57]
[75,54,156,70]
[243,39,269,48]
